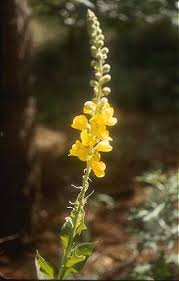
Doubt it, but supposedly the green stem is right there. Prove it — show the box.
[96,51,103,104]
[58,165,91,280]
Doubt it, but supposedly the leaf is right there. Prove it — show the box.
[76,208,87,234]
[75,242,95,257]
[63,253,85,279]
[71,206,87,235]
[35,251,54,280]
[60,217,73,252]
[63,242,95,278]
[66,254,85,267]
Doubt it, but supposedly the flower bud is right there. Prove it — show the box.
[94,87,98,95]
[91,46,97,57]
[83,101,96,115]
[98,34,105,41]
[91,32,97,38]
[90,80,98,87]
[102,87,111,95]
[101,47,109,54]
[97,28,102,35]
[91,46,96,52]
[91,60,96,67]
[100,97,108,104]
[102,54,107,60]
[95,21,100,27]
[100,74,111,85]
[95,72,102,80]
[103,64,111,73]
[96,52,103,60]
[91,24,96,30]
[97,40,104,48]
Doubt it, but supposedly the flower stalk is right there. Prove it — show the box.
[57,165,91,279]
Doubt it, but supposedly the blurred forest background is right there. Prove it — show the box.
[0,0,178,279]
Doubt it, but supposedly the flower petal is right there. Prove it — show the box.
[80,130,96,146]
[69,140,89,161]
[71,115,88,130]
[91,160,106,178]
[90,151,101,162]
[106,117,117,126]
[95,140,112,152]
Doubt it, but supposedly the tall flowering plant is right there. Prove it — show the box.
[35,9,117,280]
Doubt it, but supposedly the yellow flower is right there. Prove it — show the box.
[88,152,106,177]
[80,130,96,146]
[69,140,89,161]
[101,103,117,126]
[71,115,88,130]
[91,161,106,177]
[95,140,112,152]
[90,114,109,140]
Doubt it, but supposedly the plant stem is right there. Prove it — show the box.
[58,165,91,280]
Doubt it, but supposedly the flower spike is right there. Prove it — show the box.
[69,9,117,178]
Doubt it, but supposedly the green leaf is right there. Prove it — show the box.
[63,254,85,279]
[63,242,95,279]
[60,217,73,252]
[76,208,87,234]
[35,251,54,280]
[75,242,95,257]
[71,206,87,235]
[66,254,85,267]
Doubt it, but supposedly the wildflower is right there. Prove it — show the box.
[69,9,117,178]
[35,10,117,281]
[71,115,88,130]
[69,140,89,161]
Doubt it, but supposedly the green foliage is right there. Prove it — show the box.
[35,251,54,280]
[124,170,179,280]
[60,217,74,251]
[58,165,94,279]
[61,242,95,279]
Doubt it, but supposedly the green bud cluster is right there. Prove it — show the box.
[87,9,111,100]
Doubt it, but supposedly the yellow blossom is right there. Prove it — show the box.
[101,103,117,126]
[69,140,89,161]
[91,160,106,178]
[90,114,109,140]
[80,130,96,146]
[71,115,88,130]
[88,152,106,177]
[95,140,112,152]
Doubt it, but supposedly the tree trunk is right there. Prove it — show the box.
[0,0,35,254]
